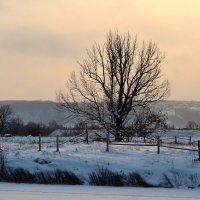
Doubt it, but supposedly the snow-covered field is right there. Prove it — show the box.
[1,183,200,200]
[1,130,200,188]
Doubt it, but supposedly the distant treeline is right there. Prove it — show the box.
[3,118,63,136]
[3,118,101,136]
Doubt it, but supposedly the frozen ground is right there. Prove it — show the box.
[1,130,200,188]
[1,183,200,200]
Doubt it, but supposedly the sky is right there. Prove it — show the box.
[0,0,200,101]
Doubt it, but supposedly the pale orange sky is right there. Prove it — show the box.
[0,0,200,101]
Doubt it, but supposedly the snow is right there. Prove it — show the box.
[0,183,200,200]
[1,130,200,188]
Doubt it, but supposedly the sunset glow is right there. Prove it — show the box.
[0,0,200,100]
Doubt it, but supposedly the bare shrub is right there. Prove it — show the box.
[0,167,11,181]
[46,170,83,185]
[89,167,125,186]
[127,172,155,187]
[0,167,83,185]
[10,168,34,183]
[160,174,174,188]
[0,168,35,183]
[35,170,83,185]
[0,149,5,170]
[0,142,8,170]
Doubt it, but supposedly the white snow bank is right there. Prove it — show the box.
[0,183,200,200]
[1,130,200,188]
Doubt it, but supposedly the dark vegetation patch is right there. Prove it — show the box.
[127,172,156,187]
[0,167,193,188]
[159,174,174,188]
[0,168,83,185]
[88,167,125,186]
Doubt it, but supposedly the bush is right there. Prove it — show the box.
[89,167,125,186]
[160,174,174,188]
[0,143,8,170]
[35,170,83,185]
[0,167,83,185]
[10,168,34,183]
[0,150,5,170]
[127,172,155,187]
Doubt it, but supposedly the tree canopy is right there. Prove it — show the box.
[58,31,169,140]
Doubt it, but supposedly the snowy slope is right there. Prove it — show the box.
[1,130,200,188]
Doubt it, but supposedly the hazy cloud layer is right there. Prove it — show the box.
[0,0,200,100]
[0,29,82,58]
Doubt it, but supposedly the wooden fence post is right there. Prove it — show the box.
[144,136,146,143]
[157,136,160,154]
[39,134,41,151]
[106,132,110,152]
[85,129,89,144]
[127,135,130,142]
[56,135,59,152]
[189,136,192,145]
[175,136,177,144]
[198,141,200,161]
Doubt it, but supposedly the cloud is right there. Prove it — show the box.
[0,28,82,58]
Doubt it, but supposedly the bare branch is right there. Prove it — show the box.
[57,30,170,141]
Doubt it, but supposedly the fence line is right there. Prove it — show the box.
[109,137,200,160]
[1,133,200,157]
[161,144,198,152]
[111,143,157,147]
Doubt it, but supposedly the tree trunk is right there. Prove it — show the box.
[115,119,123,141]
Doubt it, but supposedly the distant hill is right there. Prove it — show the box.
[0,100,66,125]
[1,100,200,128]
[160,101,200,128]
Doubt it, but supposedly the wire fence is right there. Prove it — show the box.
[109,135,200,160]
[1,133,200,160]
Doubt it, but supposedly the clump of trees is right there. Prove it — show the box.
[163,121,200,131]
[3,120,64,136]
[0,104,64,136]
[185,121,199,130]
[58,31,169,140]
[126,109,167,137]
[0,105,13,137]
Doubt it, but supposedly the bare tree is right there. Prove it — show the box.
[0,105,13,136]
[128,108,167,137]
[186,121,199,130]
[5,117,24,136]
[58,31,169,141]
[24,122,43,136]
